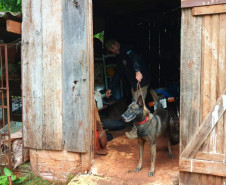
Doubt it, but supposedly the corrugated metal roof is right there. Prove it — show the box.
[0,11,22,20]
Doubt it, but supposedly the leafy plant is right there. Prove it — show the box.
[0,0,21,12]
[0,167,26,185]
[94,31,104,43]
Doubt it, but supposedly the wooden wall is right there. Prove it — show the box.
[181,0,226,8]
[22,0,94,170]
[180,4,226,185]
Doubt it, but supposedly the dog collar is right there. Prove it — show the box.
[137,116,149,125]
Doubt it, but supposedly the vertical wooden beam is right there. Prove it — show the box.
[219,14,226,155]
[22,0,43,149]
[42,0,63,150]
[62,0,94,155]
[180,9,202,153]
[200,174,208,185]
[180,8,202,184]
[200,15,212,152]
[81,0,94,171]
[209,14,219,154]
[22,0,63,150]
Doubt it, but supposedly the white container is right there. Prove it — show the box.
[94,90,103,109]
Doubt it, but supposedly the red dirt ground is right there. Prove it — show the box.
[93,125,179,185]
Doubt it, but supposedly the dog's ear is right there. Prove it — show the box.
[137,95,144,107]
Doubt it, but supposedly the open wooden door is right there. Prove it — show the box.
[180,1,226,184]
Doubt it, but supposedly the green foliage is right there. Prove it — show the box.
[0,167,26,185]
[94,31,104,43]
[3,168,13,176]
[0,0,21,12]
[23,172,66,185]
[24,172,49,185]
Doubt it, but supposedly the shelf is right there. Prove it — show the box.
[0,105,8,109]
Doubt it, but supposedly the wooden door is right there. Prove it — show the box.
[22,0,94,157]
[180,1,226,184]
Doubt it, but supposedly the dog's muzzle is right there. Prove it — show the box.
[121,112,136,122]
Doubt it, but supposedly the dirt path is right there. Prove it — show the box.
[91,128,179,185]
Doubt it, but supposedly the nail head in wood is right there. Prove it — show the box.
[73,0,78,7]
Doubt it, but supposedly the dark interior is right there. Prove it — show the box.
[93,1,181,149]
[93,2,181,178]
[93,0,181,102]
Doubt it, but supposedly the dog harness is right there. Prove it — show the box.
[137,116,149,125]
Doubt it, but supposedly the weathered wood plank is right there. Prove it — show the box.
[62,0,94,153]
[42,0,63,150]
[180,158,226,177]
[23,0,94,156]
[195,151,226,162]
[6,20,21,34]
[180,9,202,153]
[23,0,64,150]
[192,4,226,16]
[22,0,43,149]
[180,89,226,159]
[200,15,212,152]
[81,0,95,171]
[181,0,226,8]
[180,172,202,185]
[209,14,219,154]
[215,13,225,155]
[223,178,226,184]
[208,175,216,184]
[218,14,226,155]
[216,176,223,185]
[200,174,208,185]
[179,172,189,185]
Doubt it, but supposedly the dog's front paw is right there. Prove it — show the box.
[148,172,154,176]
[135,167,141,172]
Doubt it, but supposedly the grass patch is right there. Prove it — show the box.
[22,172,75,185]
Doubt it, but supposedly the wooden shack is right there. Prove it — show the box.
[22,0,94,180]
[179,0,226,184]
[21,0,225,183]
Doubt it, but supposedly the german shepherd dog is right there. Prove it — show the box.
[121,96,173,176]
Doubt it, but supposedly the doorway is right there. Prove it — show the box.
[92,0,181,184]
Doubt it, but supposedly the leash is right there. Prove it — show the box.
[136,82,145,106]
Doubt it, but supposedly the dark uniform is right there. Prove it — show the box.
[109,45,150,91]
